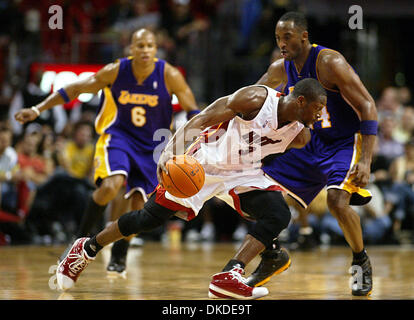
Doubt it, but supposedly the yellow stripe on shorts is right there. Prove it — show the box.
[95,87,118,135]
[93,133,112,182]
[339,133,362,194]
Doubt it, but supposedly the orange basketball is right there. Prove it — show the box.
[161,155,205,198]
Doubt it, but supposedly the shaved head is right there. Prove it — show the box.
[132,28,155,43]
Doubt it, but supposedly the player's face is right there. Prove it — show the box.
[300,96,326,126]
[130,33,157,64]
[275,21,307,60]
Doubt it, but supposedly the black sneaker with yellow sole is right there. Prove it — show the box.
[245,247,291,287]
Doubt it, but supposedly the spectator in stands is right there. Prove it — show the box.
[16,123,53,189]
[388,139,414,240]
[160,0,209,66]
[376,87,404,122]
[112,0,161,34]
[61,121,94,181]
[377,115,404,163]
[8,69,67,137]
[0,124,30,244]
[393,106,414,144]
[25,121,95,243]
[397,86,412,106]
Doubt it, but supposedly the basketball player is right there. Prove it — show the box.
[14,29,199,275]
[246,12,377,296]
[56,78,327,299]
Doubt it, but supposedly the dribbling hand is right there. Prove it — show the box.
[157,150,174,185]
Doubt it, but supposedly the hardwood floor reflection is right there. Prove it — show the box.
[1,242,413,300]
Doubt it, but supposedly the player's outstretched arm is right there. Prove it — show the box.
[255,58,286,88]
[157,86,267,180]
[164,63,199,114]
[318,50,377,187]
[14,62,119,124]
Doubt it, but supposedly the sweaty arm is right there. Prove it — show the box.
[14,62,119,124]
[318,51,378,187]
[157,86,267,179]
[164,63,199,118]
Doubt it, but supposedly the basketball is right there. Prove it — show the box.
[161,155,205,198]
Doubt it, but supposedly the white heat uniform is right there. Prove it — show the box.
[164,85,305,220]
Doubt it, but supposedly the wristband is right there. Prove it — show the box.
[187,109,201,120]
[360,120,378,135]
[31,106,40,116]
[57,88,71,103]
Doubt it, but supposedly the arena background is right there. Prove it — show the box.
[1,0,414,302]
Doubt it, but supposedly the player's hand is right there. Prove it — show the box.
[157,150,174,185]
[14,108,39,124]
[349,162,370,188]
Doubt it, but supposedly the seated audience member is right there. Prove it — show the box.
[0,124,31,244]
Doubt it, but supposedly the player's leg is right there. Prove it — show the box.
[58,174,126,262]
[78,174,125,237]
[324,134,373,296]
[108,152,159,275]
[59,138,130,261]
[327,189,363,252]
[107,191,145,276]
[57,191,177,291]
[326,188,372,296]
[285,196,317,251]
[209,190,291,299]
[106,187,132,276]
[78,135,131,238]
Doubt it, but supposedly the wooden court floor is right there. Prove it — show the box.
[1,242,413,300]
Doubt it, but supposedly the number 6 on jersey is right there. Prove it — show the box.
[131,106,146,127]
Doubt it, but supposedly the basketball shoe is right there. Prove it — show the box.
[56,237,94,291]
[107,239,129,277]
[208,266,269,300]
[107,255,126,277]
[245,247,291,287]
[351,256,373,296]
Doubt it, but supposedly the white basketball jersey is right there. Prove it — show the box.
[165,85,305,219]
[191,85,304,175]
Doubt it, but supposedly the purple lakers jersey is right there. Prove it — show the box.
[95,57,173,151]
[284,44,360,141]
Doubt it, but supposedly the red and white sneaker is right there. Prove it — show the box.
[56,237,95,291]
[208,267,269,300]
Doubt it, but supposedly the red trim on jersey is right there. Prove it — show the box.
[229,188,244,217]
[201,120,230,144]
[186,140,201,156]
[154,185,196,221]
[228,185,285,218]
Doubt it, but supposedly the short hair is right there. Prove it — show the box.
[292,78,327,103]
[278,11,308,31]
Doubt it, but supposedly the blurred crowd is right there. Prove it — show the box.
[0,0,413,248]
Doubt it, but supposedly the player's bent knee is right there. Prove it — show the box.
[327,190,351,214]
[117,209,164,237]
[248,204,291,248]
[117,195,177,237]
[239,190,292,247]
